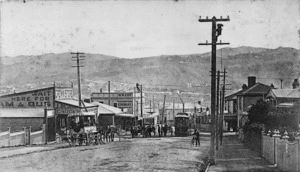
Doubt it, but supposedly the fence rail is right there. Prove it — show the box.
[0,125,46,147]
[243,132,300,172]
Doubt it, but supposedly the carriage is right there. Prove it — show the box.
[66,111,98,146]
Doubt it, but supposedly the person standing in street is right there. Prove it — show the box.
[192,129,200,146]
[158,125,161,137]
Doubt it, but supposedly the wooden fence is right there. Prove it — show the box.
[247,132,300,172]
[0,125,46,147]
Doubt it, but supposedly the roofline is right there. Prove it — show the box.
[241,82,271,95]
[0,87,54,98]
[55,100,98,108]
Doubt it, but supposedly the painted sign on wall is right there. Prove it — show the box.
[55,88,73,100]
[0,87,54,108]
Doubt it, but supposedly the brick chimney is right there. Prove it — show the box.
[248,76,256,88]
[292,79,300,89]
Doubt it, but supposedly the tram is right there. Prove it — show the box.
[174,112,190,137]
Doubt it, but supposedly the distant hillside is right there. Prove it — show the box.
[1,46,299,106]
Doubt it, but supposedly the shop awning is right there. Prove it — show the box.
[90,102,123,115]
[68,111,96,117]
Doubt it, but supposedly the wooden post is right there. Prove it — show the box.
[7,127,11,147]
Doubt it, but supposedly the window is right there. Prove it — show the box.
[113,103,118,107]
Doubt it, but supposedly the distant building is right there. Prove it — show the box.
[90,91,145,116]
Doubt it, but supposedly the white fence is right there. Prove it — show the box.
[261,134,300,172]
[0,125,46,147]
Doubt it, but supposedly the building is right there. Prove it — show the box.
[91,91,145,117]
[224,76,273,130]
[236,76,273,128]
[265,78,300,129]
[90,102,135,130]
[0,87,57,141]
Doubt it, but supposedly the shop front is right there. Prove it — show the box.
[55,99,98,135]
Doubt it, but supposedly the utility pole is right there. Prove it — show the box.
[198,16,230,165]
[108,81,111,106]
[216,70,220,150]
[220,68,227,145]
[71,52,85,107]
[133,87,137,126]
[141,84,143,126]
[162,95,166,125]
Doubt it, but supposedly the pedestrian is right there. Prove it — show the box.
[163,125,168,137]
[192,129,200,146]
[131,126,135,138]
[111,127,114,142]
[170,126,174,137]
[158,125,161,137]
[152,125,156,137]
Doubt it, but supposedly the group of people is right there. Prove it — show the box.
[130,124,175,138]
[97,126,116,144]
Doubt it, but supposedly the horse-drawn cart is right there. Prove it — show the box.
[65,111,98,146]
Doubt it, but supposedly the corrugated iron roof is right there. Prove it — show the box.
[56,99,97,108]
[241,82,271,95]
[271,89,300,98]
[90,102,122,114]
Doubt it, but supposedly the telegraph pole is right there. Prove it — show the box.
[216,70,220,150]
[220,68,227,145]
[141,84,143,126]
[108,81,111,106]
[71,52,85,107]
[198,16,230,165]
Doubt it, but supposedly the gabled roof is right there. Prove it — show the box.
[240,82,272,96]
[267,89,300,99]
[90,102,122,114]
[225,89,245,100]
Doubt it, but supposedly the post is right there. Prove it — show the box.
[216,70,220,150]
[173,99,175,124]
[44,107,48,144]
[23,127,27,145]
[133,87,137,126]
[198,15,230,165]
[71,52,84,107]
[140,84,143,126]
[108,81,111,106]
[162,95,166,125]
[220,68,226,145]
[7,127,11,147]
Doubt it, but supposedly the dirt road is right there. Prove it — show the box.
[0,136,210,172]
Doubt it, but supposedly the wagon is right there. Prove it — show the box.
[66,111,98,146]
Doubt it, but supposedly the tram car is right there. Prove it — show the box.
[67,112,98,146]
[174,112,190,137]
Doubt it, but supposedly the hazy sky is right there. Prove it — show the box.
[1,0,299,58]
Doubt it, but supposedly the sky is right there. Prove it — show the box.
[1,0,299,58]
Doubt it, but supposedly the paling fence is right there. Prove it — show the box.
[242,131,300,172]
[0,125,46,147]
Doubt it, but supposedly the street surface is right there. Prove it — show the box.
[0,136,210,172]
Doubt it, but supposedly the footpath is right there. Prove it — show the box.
[207,135,281,172]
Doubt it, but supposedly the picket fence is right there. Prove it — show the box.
[0,125,46,147]
[260,133,300,172]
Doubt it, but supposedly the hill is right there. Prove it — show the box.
[1,46,299,106]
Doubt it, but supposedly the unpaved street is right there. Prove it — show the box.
[0,136,210,172]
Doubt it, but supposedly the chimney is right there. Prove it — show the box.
[270,83,275,89]
[292,79,300,89]
[242,84,248,90]
[248,76,256,88]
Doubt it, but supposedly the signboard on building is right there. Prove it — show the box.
[55,101,98,115]
[0,87,55,108]
[55,88,73,100]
